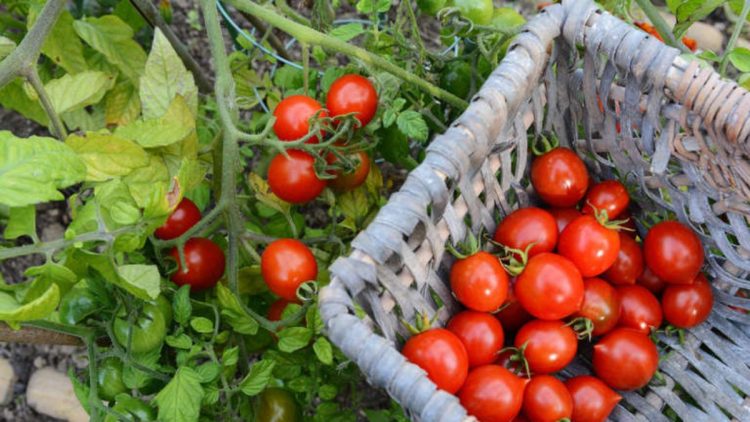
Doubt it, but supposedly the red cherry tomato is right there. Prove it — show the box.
[261,239,317,301]
[273,95,326,142]
[170,238,226,291]
[267,298,294,322]
[548,207,582,234]
[447,311,505,367]
[493,207,558,258]
[268,150,327,204]
[496,285,533,334]
[522,375,573,422]
[515,320,578,374]
[326,150,370,192]
[576,277,620,336]
[450,251,509,312]
[603,232,644,285]
[637,267,667,295]
[643,221,704,284]
[155,198,201,240]
[458,365,528,422]
[582,180,630,219]
[593,328,659,390]
[558,215,621,278]
[617,285,663,334]
[565,376,621,422]
[531,147,589,207]
[326,74,378,127]
[402,328,468,394]
[662,273,713,328]
[515,253,584,320]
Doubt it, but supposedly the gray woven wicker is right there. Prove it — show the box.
[319,0,750,420]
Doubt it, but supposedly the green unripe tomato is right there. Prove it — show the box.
[105,395,157,422]
[255,388,300,422]
[97,358,127,402]
[113,302,167,353]
[451,0,493,26]
[440,60,473,99]
[155,295,173,326]
[417,0,447,16]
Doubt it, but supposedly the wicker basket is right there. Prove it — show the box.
[319,0,750,420]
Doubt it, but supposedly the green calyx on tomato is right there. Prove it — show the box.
[114,301,167,354]
[97,357,127,402]
[255,388,301,422]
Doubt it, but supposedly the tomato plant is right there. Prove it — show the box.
[154,198,202,240]
[458,365,527,422]
[515,253,584,320]
[447,310,505,367]
[255,388,301,422]
[593,328,659,390]
[402,328,469,394]
[113,302,168,354]
[450,251,509,312]
[97,358,127,402]
[273,95,327,142]
[169,238,226,291]
[326,150,371,192]
[326,74,378,127]
[515,319,578,374]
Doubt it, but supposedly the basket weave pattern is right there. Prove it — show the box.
[319,1,750,420]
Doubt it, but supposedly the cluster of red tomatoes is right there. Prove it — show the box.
[402,147,713,422]
[155,197,226,291]
[268,74,378,203]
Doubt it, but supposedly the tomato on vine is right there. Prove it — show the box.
[531,147,589,207]
[458,365,527,422]
[268,150,327,204]
[576,277,620,336]
[515,319,578,374]
[447,310,504,367]
[326,150,371,192]
[593,328,659,390]
[113,302,167,353]
[450,251,509,312]
[565,376,621,422]
[514,253,583,320]
[402,328,468,394]
[558,214,621,278]
[255,388,301,422]
[440,60,472,99]
[261,239,317,301]
[643,221,704,284]
[273,95,327,142]
[169,237,226,291]
[616,285,662,334]
[493,207,558,259]
[97,357,127,402]
[154,197,201,240]
[522,375,573,422]
[603,232,644,285]
[582,180,630,219]
[326,74,378,127]
[662,273,713,328]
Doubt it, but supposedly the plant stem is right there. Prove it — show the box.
[0,226,140,261]
[128,0,213,93]
[0,0,66,87]
[24,67,67,139]
[225,0,469,109]
[634,0,689,53]
[720,0,750,76]
[239,11,293,60]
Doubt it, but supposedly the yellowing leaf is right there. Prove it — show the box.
[0,132,85,207]
[154,367,204,422]
[45,71,115,115]
[40,11,87,74]
[0,284,59,325]
[248,172,290,213]
[115,96,195,148]
[140,29,198,119]
[105,82,141,126]
[73,16,147,84]
[66,132,148,181]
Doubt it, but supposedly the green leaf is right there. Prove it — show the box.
[319,384,338,401]
[24,263,77,298]
[68,250,156,301]
[4,206,36,240]
[117,265,161,301]
[330,23,365,41]
[239,359,276,396]
[40,11,87,74]
[0,283,59,325]
[397,110,429,142]
[277,327,313,353]
[154,367,204,422]
[165,333,192,349]
[114,0,147,32]
[216,283,259,335]
[338,188,369,229]
[355,0,391,13]
[62,106,106,132]
[173,285,192,325]
[116,118,193,149]
[0,79,48,126]
[105,82,141,126]
[248,173,291,214]
[306,305,324,334]
[73,16,147,84]
[122,349,161,389]
[140,29,198,119]
[190,317,214,334]
[0,36,16,61]
[95,179,141,225]
[68,369,91,414]
[673,0,724,38]
[222,346,239,368]
[195,362,221,383]
[321,67,347,93]
[202,386,220,406]
[65,132,148,181]
[729,47,750,73]
[313,337,333,365]
[739,73,750,90]
[273,66,307,91]
[0,131,85,207]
